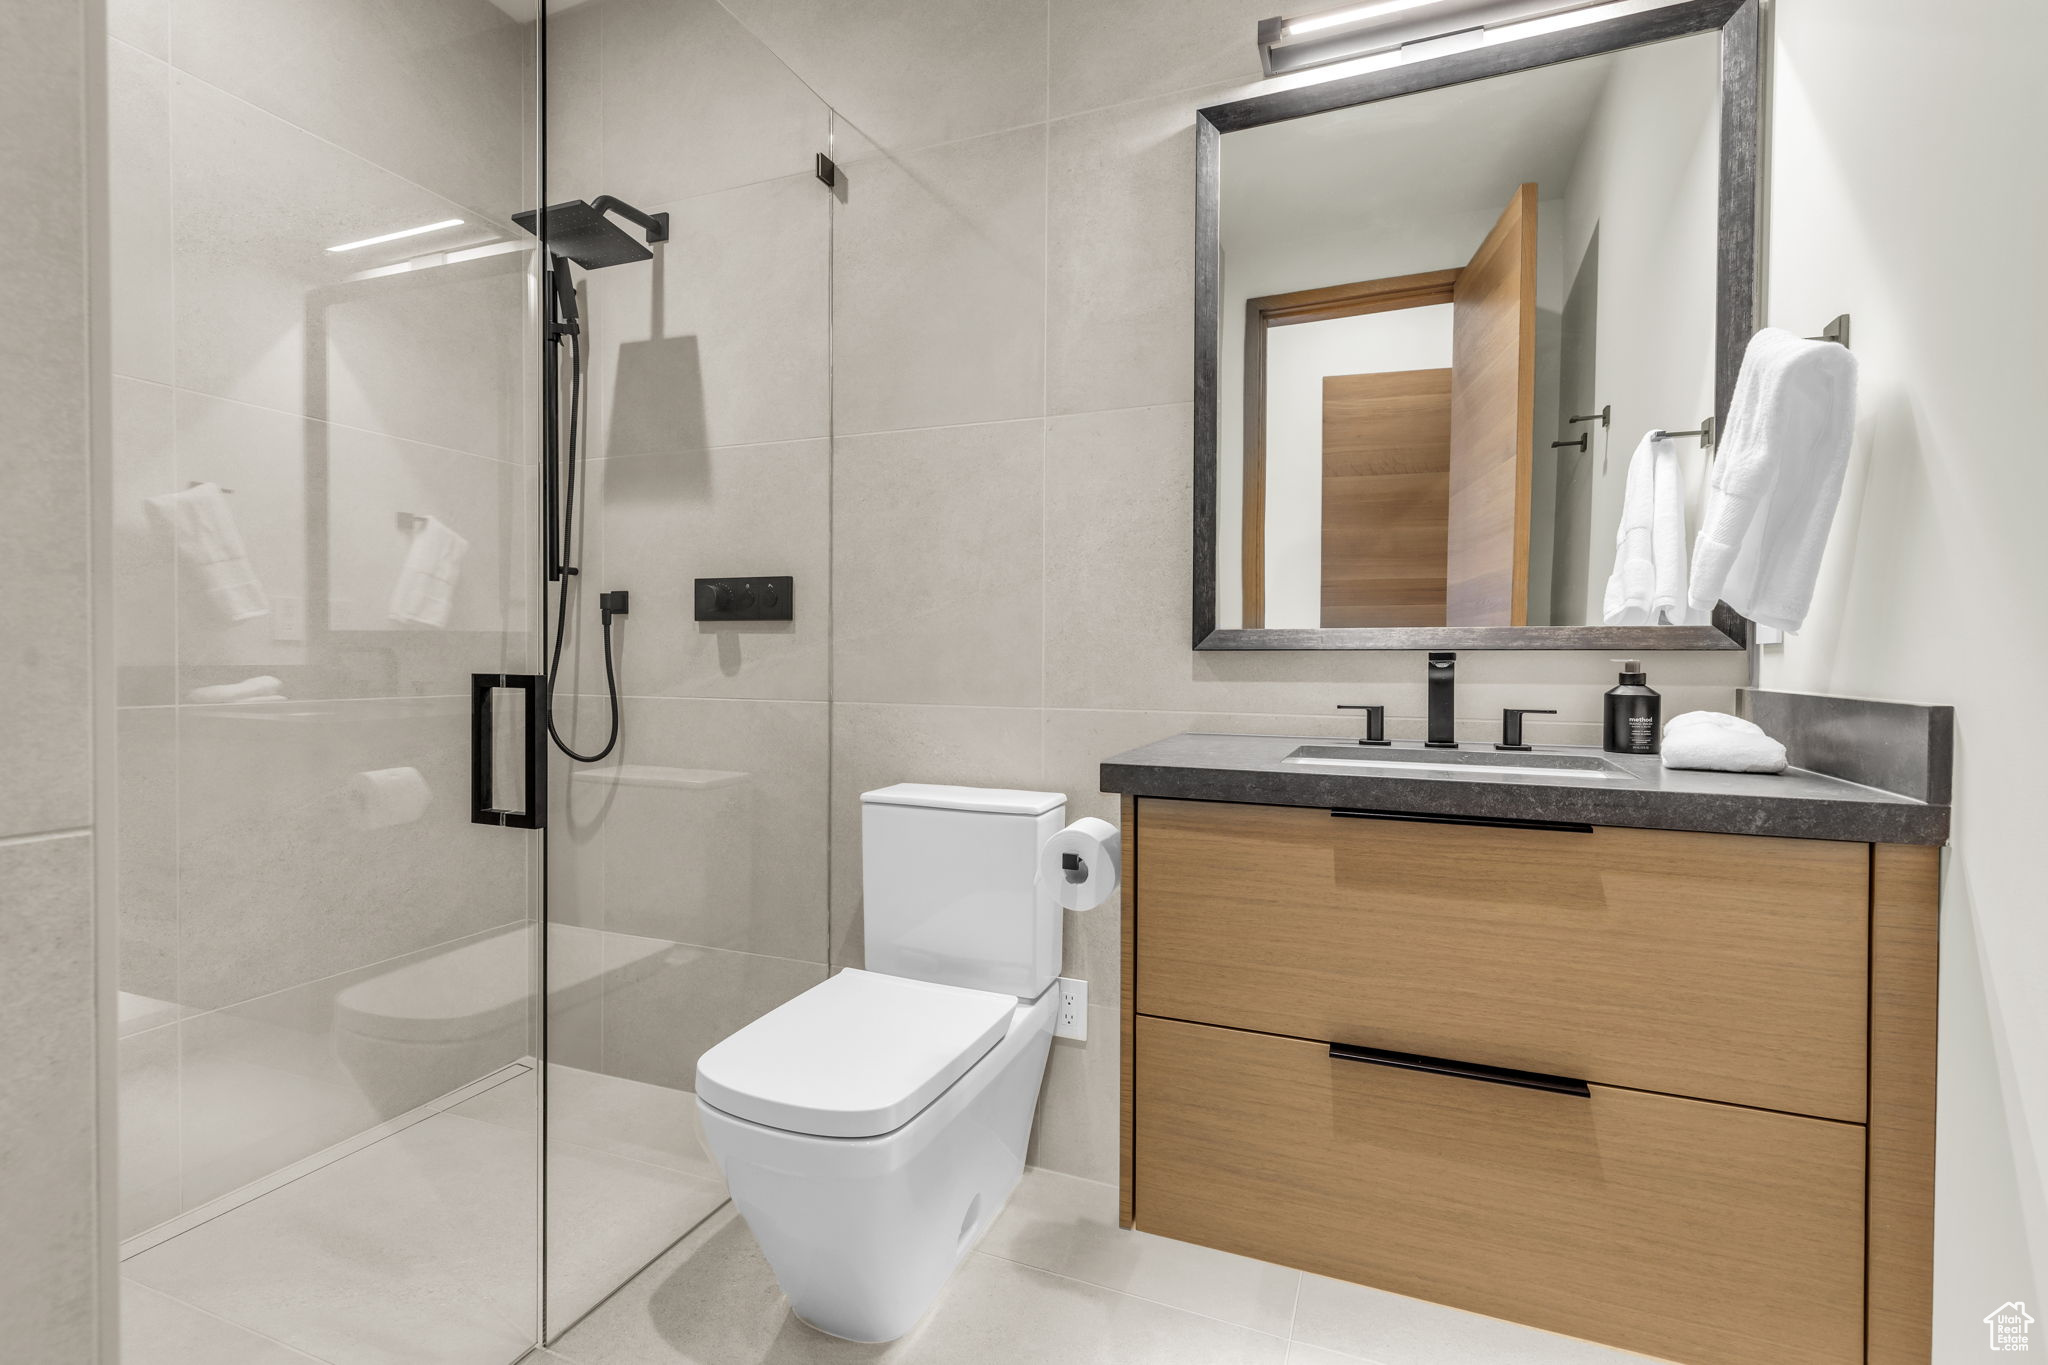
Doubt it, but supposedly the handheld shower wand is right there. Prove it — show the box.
[515,198,668,763]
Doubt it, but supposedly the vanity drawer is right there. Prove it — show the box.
[1134,1014,1866,1365]
[1134,798,1870,1120]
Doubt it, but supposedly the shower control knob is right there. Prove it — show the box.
[695,576,794,622]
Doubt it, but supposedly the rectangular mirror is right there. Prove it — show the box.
[1195,0,1759,649]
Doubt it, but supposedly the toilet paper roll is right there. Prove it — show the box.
[349,767,432,830]
[1041,816,1121,912]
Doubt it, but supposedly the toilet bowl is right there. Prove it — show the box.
[695,783,1076,1343]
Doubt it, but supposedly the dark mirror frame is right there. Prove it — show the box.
[1193,0,1759,651]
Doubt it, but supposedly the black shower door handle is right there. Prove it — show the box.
[471,673,546,829]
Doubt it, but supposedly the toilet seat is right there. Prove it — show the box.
[696,968,1016,1139]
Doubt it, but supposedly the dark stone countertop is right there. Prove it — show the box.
[1099,732,1950,845]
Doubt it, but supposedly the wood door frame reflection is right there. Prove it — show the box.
[1241,268,1460,627]
[1193,0,1758,652]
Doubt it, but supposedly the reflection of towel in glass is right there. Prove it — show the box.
[148,482,270,623]
[387,515,469,629]
[1602,432,1698,626]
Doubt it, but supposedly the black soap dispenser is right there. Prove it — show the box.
[1604,659,1662,755]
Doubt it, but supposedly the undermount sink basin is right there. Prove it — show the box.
[1281,745,1635,781]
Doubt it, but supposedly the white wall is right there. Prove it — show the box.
[1557,30,1721,625]
[1764,0,2048,1350]
[1261,305,1453,627]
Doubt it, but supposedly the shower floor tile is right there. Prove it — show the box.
[124,1111,538,1365]
[122,1282,324,1364]
[122,1069,727,1365]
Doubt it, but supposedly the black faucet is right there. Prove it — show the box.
[1426,652,1457,749]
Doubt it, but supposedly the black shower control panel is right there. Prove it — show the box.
[694,577,793,622]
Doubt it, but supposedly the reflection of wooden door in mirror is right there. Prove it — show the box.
[1446,183,1537,626]
[1320,370,1452,628]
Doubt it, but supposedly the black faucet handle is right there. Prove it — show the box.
[1336,704,1390,745]
[1497,708,1558,752]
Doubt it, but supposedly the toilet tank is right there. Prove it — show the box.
[861,784,1065,999]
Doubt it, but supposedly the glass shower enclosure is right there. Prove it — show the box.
[104,1,836,1357]
[106,4,547,1360]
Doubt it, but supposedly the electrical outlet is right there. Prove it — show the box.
[1055,977,1087,1040]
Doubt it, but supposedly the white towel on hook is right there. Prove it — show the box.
[1601,431,1698,625]
[1688,327,1858,631]
[147,482,270,623]
[387,515,469,629]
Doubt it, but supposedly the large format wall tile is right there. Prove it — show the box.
[170,74,521,451]
[591,173,830,456]
[175,697,524,1010]
[598,441,831,702]
[1047,91,1202,416]
[0,833,97,1357]
[110,377,177,705]
[1049,0,1272,118]
[599,0,829,206]
[832,421,1045,707]
[170,0,532,215]
[587,697,830,963]
[599,937,825,1091]
[0,432,91,839]
[108,39,173,386]
[117,707,180,1005]
[827,702,1045,970]
[832,123,1048,436]
[1027,1003,1120,1184]
[324,424,524,640]
[715,0,1047,154]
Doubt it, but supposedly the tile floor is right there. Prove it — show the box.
[543,1166,1668,1365]
[119,1084,1665,1365]
[121,1067,728,1365]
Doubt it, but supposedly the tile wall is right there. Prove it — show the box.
[546,0,1745,1185]
[0,0,99,1356]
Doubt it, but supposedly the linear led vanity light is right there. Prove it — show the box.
[326,218,466,253]
[1258,0,1614,75]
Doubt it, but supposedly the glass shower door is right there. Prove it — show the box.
[536,0,838,1339]
[106,4,546,1361]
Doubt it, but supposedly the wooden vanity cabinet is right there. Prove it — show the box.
[1118,797,1939,1365]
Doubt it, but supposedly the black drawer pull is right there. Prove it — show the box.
[1330,807,1592,834]
[1328,1042,1590,1097]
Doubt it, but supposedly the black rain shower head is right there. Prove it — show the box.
[512,196,668,270]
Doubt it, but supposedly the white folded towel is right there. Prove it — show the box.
[148,482,270,623]
[187,675,283,704]
[1660,711,1789,774]
[1602,431,1698,626]
[386,515,469,629]
[1687,327,1858,631]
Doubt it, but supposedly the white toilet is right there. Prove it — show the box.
[694,783,1074,1343]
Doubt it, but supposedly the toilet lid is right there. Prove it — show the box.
[696,969,1016,1138]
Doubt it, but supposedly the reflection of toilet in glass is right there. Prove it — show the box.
[694,784,1071,1343]
[333,924,667,1113]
